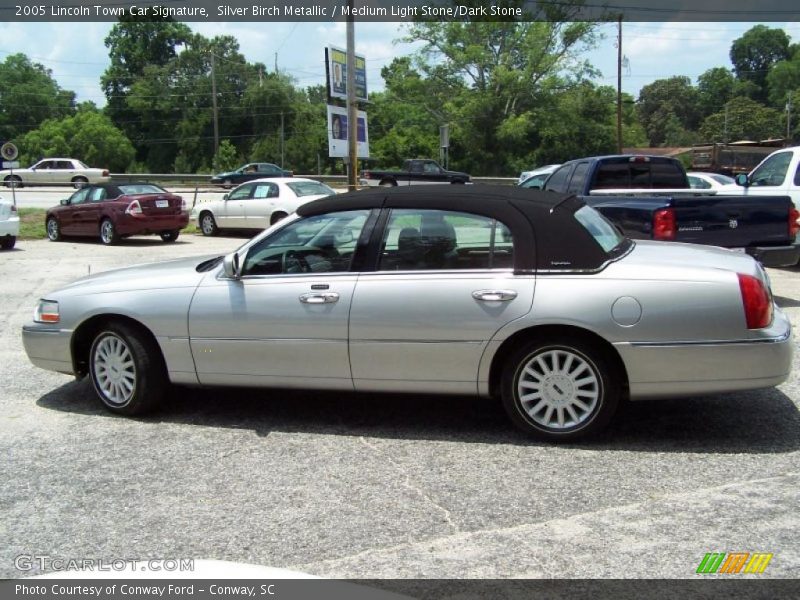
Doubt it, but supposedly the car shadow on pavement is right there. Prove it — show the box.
[56,237,191,247]
[36,378,800,454]
[774,295,800,308]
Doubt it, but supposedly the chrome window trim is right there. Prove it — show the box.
[537,241,635,275]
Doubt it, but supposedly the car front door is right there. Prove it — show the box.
[58,188,91,234]
[188,209,373,389]
[348,208,535,394]
[29,160,55,185]
[220,183,253,228]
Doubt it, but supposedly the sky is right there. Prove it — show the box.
[0,20,799,107]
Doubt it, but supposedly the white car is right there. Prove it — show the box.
[0,196,20,249]
[0,158,110,189]
[192,177,337,236]
[686,171,736,190]
[518,164,560,187]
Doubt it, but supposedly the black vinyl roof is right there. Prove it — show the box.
[299,185,617,272]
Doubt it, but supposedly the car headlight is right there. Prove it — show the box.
[34,299,60,324]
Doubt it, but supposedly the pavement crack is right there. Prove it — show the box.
[358,437,460,535]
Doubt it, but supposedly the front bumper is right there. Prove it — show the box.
[22,324,74,375]
[617,306,793,400]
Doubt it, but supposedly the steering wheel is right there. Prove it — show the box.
[282,250,311,273]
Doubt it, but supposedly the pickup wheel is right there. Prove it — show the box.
[379,179,397,187]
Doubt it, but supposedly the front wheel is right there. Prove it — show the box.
[160,229,180,242]
[99,219,119,245]
[46,217,62,241]
[200,212,218,236]
[501,337,620,442]
[270,211,288,226]
[89,323,167,415]
[1,236,15,250]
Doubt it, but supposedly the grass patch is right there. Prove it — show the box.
[19,208,46,240]
[17,207,199,240]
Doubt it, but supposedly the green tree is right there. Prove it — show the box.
[636,76,700,146]
[730,25,791,105]
[212,140,240,172]
[0,53,75,141]
[699,96,783,143]
[766,46,800,108]
[19,109,135,171]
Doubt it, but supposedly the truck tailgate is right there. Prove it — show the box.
[671,194,793,247]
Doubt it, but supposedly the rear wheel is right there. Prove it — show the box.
[46,217,62,241]
[4,175,21,188]
[501,337,620,442]
[99,219,119,245]
[200,212,218,236]
[71,176,88,189]
[1,236,15,250]
[88,322,167,415]
[379,179,397,187]
[160,229,180,242]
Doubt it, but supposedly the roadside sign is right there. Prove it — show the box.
[2,161,19,169]
[1,142,18,161]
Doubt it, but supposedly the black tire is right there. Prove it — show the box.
[1,236,15,250]
[71,176,88,189]
[223,178,233,188]
[88,322,167,415]
[99,219,119,245]
[199,212,218,236]
[4,175,22,188]
[379,179,397,187]
[46,217,62,241]
[500,336,620,442]
[160,229,180,242]
[270,211,288,226]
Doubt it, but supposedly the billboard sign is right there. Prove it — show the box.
[327,105,369,159]
[327,46,367,102]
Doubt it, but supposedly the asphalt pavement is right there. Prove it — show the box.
[1,234,798,580]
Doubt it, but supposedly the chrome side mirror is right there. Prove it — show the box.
[222,252,242,279]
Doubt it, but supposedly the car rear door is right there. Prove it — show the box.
[244,182,279,229]
[348,208,534,395]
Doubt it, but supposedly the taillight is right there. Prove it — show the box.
[738,273,773,329]
[102,169,109,176]
[789,206,799,238]
[653,208,676,240]
[125,200,143,215]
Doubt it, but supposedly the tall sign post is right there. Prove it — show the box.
[1,142,19,207]
[346,0,357,191]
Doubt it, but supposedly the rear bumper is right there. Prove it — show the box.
[115,212,189,236]
[617,307,793,400]
[0,215,20,237]
[746,243,800,268]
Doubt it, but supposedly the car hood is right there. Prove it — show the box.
[612,240,763,280]
[52,255,219,297]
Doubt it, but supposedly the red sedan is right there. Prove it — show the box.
[45,183,189,245]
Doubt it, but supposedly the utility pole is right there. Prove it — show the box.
[280,111,285,168]
[210,52,219,154]
[787,97,793,142]
[346,0,358,191]
[616,15,623,154]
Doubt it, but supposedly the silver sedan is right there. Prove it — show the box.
[22,186,793,441]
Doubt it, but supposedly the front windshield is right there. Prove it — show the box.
[573,205,626,253]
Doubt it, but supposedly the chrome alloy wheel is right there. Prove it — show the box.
[92,333,137,406]
[100,220,115,244]
[516,347,600,430]
[200,214,216,235]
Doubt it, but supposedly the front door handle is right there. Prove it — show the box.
[472,289,517,302]
[299,292,340,304]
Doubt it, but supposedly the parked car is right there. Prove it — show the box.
[0,196,19,249]
[360,159,470,187]
[686,171,736,190]
[0,158,110,189]
[193,177,336,236]
[210,163,293,187]
[45,183,189,245]
[518,164,560,186]
[22,186,792,442]
[718,145,800,210]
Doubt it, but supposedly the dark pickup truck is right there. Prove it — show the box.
[360,159,470,187]
[540,155,800,267]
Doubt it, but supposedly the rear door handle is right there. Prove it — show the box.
[299,292,340,304]
[472,289,517,302]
